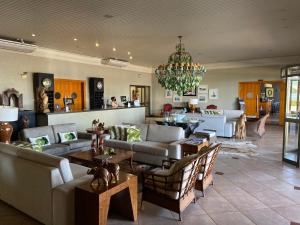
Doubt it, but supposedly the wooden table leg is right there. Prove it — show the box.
[99,194,111,225]
[130,156,134,170]
[128,176,138,221]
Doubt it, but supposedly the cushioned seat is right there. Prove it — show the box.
[43,144,70,156]
[132,141,168,156]
[69,163,89,179]
[64,139,91,150]
[104,139,134,150]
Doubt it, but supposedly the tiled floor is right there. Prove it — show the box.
[1,125,300,225]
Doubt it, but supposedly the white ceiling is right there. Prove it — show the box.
[0,0,300,68]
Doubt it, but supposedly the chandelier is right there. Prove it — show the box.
[155,36,206,95]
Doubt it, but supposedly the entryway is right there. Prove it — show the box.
[130,85,151,116]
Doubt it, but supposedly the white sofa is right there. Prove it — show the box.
[0,143,91,225]
[185,109,244,137]
[104,124,185,166]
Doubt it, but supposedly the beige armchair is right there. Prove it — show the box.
[195,143,221,196]
[141,149,210,221]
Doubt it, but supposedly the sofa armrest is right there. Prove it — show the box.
[167,139,187,159]
[77,132,94,140]
[52,175,92,225]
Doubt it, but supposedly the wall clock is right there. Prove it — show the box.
[96,81,103,90]
[42,78,52,89]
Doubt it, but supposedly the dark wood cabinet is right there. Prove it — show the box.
[33,73,54,112]
[89,77,104,109]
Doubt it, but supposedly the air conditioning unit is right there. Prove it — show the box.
[101,58,129,67]
[0,38,37,53]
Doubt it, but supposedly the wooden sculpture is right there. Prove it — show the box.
[235,113,247,139]
[103,163,120,182]
[87,167,111,187]
[92,119,99,130]
[38,87,50,113]
[21,115,30,129]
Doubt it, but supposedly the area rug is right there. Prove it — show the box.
[217,138,259,158]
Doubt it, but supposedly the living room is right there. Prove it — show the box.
[1,1,300,225]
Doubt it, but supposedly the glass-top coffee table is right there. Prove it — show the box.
[68,147,135,169]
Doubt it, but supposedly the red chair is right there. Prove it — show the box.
[206,105,217,109]
[163,103,173,112]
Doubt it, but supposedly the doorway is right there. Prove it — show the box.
[130,85,151,116]
[239,80,285,125]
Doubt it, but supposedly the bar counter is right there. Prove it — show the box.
[37,106,145,131]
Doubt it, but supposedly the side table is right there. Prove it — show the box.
[75,172,138,225]
[181,139,209,157]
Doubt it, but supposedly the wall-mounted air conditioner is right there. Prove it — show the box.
[0,38,37,53]
[101,58,129,67]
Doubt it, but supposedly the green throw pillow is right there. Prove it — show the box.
[59,131,78,143]
[29,135,51,147]
[127,128,142,143]
[11,141,43,152]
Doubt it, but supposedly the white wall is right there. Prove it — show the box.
[152,66,281,114]
[0,50,152,110]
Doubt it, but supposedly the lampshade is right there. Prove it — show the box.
[0,106,18,122]
[189,98,199,105]
[264,83,272,88]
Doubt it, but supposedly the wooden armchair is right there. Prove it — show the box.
[195,143,221,196]
[141,150,209,221]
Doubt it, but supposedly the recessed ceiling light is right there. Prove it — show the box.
[113,47,116,51]
[31,33,36,37]
[73,38,78,41]
[95,42,100,47]
[129,56,133,60]
[128,51,131,55]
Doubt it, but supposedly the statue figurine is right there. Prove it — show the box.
[92,119,99,130]
[103,163,120,182]
[21,115,30,129]
[87,166,111,187]
[98,122,105,131]
[38,87,50,113]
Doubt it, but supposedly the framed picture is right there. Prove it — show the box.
[198,94,208,103]
[198,85,208,94]
[209,89,218,99]
[165,90,173,98]
[173,94,183,103]
[265,88,274,98]
[183,88,196,96]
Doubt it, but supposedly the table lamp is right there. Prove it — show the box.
[0,106,18,144]
[189,98,198,113]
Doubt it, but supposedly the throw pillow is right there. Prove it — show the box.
[29,135,51,147]
[108,127,116,139]
[127,128,142,143]
[59,131,78,143]
[12,141,43,152]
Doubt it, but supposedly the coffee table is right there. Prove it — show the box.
[68,148,135,169]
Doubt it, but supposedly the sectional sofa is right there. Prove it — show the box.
[184,109,244,137]
[0,143,91,225]
[104,124,185,166]
[21,123,93,155]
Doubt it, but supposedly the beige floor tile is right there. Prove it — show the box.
[243,208,290,225]
[252,190,296,208]
[272,205,300,223]
[208,212,255,225]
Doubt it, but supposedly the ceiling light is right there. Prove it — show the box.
[95,42,100,47]
[128,51,131,55]
[129,56,133,60]
[155,36,206,95]
[113,47,116,51]
[31,33,36,37]
[73,38,78,41]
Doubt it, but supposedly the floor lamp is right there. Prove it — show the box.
[0,106,18,144]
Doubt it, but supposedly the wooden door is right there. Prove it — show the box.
[54,79,86,111]
[279,80,286,125]
[239,82,261,118]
